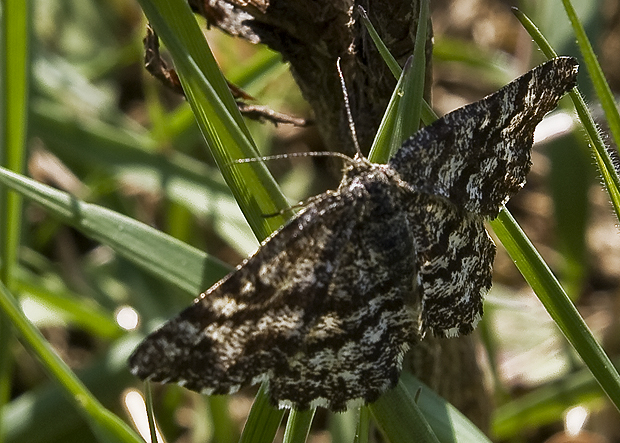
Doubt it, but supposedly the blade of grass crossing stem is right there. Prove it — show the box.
[282,409,316,443]
[178,58,291,237]
[0,0,30,438]
[0,281,143,443]
[369,382,440,443]
[397,371,494,442]
[238,383,285,443]
[137,0,296,435]
[395,0,429,143]
[367,1,429,162]
[513,7,620,223]
[357,6,401,78]
[137,0,290,241]
[490,208,620,411]
[368,60,412,163]
[357,5,437,126]
[139,0,246,135]
[561,0,620,156]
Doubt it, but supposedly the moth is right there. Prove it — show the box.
[129,57,578,411]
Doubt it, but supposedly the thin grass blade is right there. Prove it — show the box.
[136,0,290,241]
[357,5,437,125]
[282,409,316,443]
[490,209,620,412]
[0,280,143,443]
[0,166,231,295]
[0,0,31,436]
[513,7,620,222]
[237,383,285,443]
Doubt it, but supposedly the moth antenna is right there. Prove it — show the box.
[230,151,354,166]
[336,58,362,157]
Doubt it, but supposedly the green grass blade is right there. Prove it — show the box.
[370,371,494,442]
[327,409,358,443]
[397,372,493,443]
[136,0,291,242]
[0,0,29,285]
[0,0,31,437]
[490,209,620,412]
[356,6,401,78]
[137,0,297,434]
[3,335,139,443]
[0,280,143,443]
[0,166,231,296]
[357,5,437,126]
[370,384,440,443]
[368,60,412,163]
[282,409,316,443]
[368,0,430,163]
[401,0,430,136]
[560,0,620,222]
[237,384,285,443]
[561,0,620,156]
[144,383,159,443]
[354,407,370,443]
[513,7,620,222]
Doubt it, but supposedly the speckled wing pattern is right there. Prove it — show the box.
[391,56,579,217]
[128,57,578,410]
[405,193,495,337]
[391,57,579,337]
[129,162,420,411]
